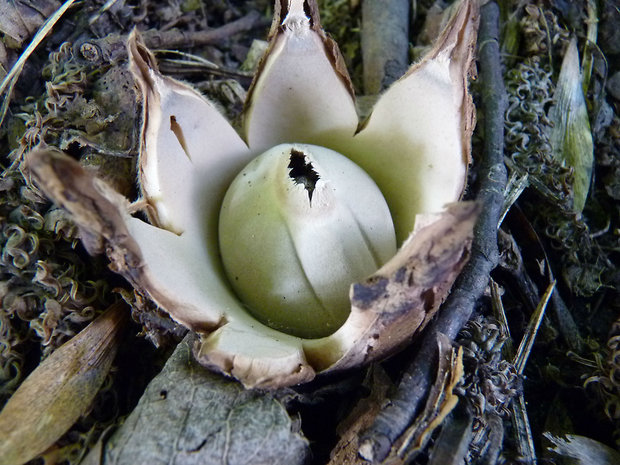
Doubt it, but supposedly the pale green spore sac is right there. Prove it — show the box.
[218,143,396,339]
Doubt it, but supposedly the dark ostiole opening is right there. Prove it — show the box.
[288,149,320,203]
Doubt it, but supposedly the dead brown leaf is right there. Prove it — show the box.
[0,0,61,48]
[0,302,128,465]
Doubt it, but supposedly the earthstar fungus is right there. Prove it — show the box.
[26,0,479,388]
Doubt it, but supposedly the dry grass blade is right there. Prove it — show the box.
[0,0,78,128]
[0,302,128,465]
[490,278,514,356]
[513,280,555,375]
[499,170,529,227]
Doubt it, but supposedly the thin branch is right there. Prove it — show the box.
[358,2,508,462]
[74,11,268,65]
[361,0,409,94]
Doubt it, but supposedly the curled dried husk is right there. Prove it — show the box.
[26,0,479,388]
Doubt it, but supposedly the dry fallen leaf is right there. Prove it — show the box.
[87,336,311,465]
[0,302,128,465]
[0,0,61,47]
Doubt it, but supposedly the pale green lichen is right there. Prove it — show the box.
[457,316,519,419]
[0,165,111,397]
[501,2,619,448]
[0,38,130,408]
[0,36,145,465]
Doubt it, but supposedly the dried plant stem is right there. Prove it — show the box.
[358,2,508,462]
[143,11,265,49]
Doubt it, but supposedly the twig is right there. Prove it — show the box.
[143,11,266,49]
[361,0,409,94]
[75,11,268,65]
[358,2,508,462]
